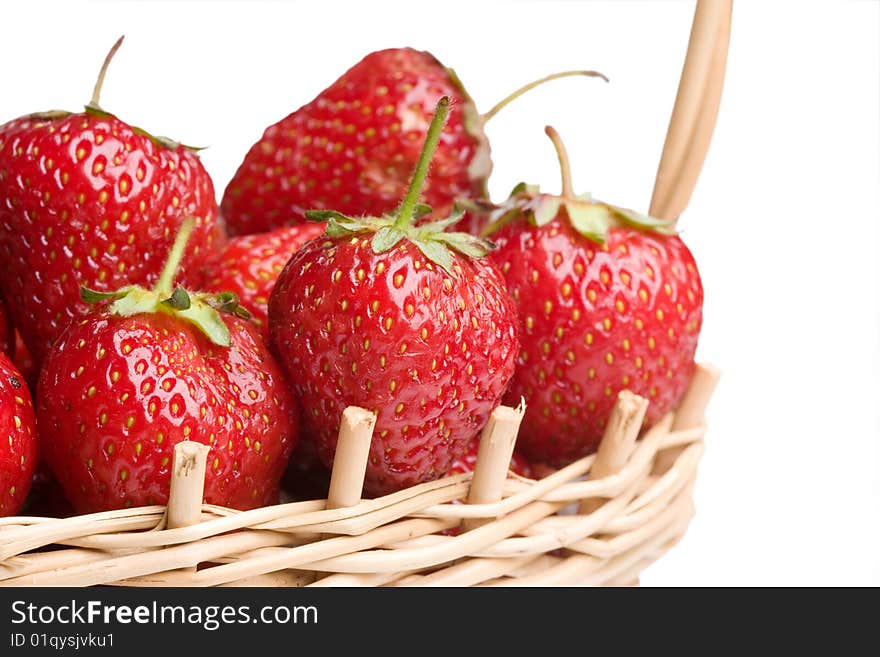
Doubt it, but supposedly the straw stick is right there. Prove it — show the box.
[462,404,525,531]
[580,391,649,514]
[671,363,721,432]
[649,0,733,222]
[326,407,376,510]
[316,406,376,583]
[654,362,720,474]
[167,441,210,530]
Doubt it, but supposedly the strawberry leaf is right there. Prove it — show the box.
[436,231,494,258]
[565,201,611,243]
[161,286,191,311]
[418,205,465,233]
[80,286,130,304]
[606,204,677,235]
[411,203,434,220]
[372,226,406,253]
[206,291,252,320]
[177,299,231,348]
[532,197,562,226]
[413,239,455,275]
[306,210,351,223]
[325,216,362,238]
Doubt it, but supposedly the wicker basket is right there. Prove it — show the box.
[0,0,730,587]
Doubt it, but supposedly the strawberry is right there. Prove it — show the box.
[221,48,603,237]
[0,295,11,356]
[487,127,703,466]
[0,351,37,516]
[11,331,39,394]
[268,98,518,496]
[37,219,299,513]
[205,223,325,342]
[0,37,221,366]
[447,438,534,479]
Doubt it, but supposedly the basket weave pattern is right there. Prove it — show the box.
[0,364,717,587]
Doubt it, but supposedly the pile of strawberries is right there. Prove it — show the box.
[0,38,702,517]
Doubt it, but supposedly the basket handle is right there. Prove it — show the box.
[649,0,732,223]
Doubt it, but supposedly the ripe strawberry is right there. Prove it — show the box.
[205,223,325,341]
[487,128,703,466]
[0,295,11,356]
[447,438,534,479]
[0,351,37,516]
[11,331,39,394]
[37,219,298,513]
[221,48,603,237]
[269,98,518,496]
[0,37,221,366]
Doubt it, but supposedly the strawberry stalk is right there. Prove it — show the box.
[545,126,575,199]
[480,70,609,123]
[306,97,495,276]
[483,126,678,243]
[86,35,125,113]
[393,97,450,231]
[82,35,192,150]
[81,218,247,347]
[153,216,194,299]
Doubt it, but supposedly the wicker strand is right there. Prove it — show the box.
[167,441,210,530]
[653,363,720,474]
[580,391,649,514]
[326,407,376,510]
[462,403,525,531]
[649,0,733,222]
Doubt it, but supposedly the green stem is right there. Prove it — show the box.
[89,35,125,109]
[393,97,451,230]
[545,126,575,199]
[153,217,195,297]
[481,70,608,123]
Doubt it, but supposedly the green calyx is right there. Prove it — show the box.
[80,217,249,347]
[306,96,494,276]
[82,35,202,152]
[483,126,676,244]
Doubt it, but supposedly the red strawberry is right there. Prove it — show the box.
[0,351,37,516]
[0,37,221,366]
[221,49,603,236]
[268,98,518,496]
[0,295,11,356]
[447,438,534,479]
[487,128,703,466]
[37,219,298,513]
[205,223,325,341]
[11,331,39,394]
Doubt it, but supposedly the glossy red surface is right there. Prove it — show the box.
[205,223,326,341]
[0,112,220,365]
[269,236,518,496]
[221,48,490,236]
[37,312,298,513]
[491,218,703,465]
[0,351,36,516]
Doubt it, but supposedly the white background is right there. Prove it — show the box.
[1,0,878,586]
